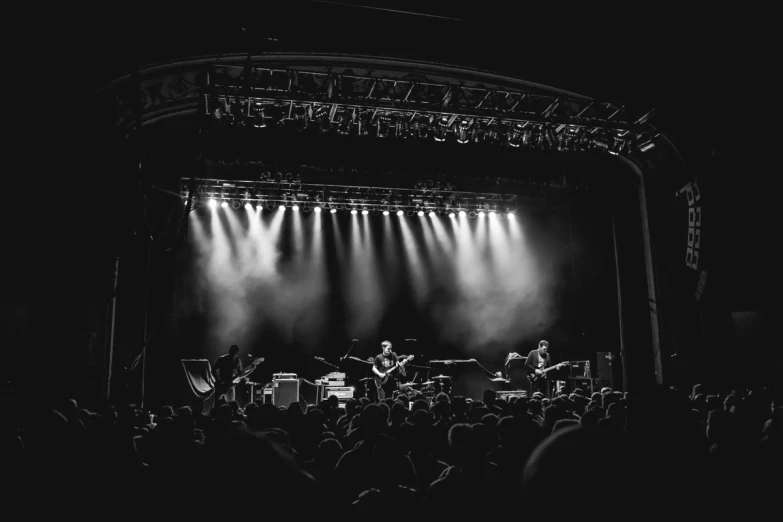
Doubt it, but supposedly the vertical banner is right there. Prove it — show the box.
[679,178,708,302]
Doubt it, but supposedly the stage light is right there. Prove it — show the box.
[383,210,390,216]
[209,199,217,208]
[252,105,266,128]
[279,205,286,211]
[478,211,485,217]
[221,201,228,208]
[314,206,322,213]
[267,202,275,211]
[449,212,455,218]
[232,199,241,210]
[469,211,476,218]
[508,212,515,219]
[245,202,253,209]
[337,111,352,135]
[456,119,470,144]
[489,210,496,217]
[330,208,337,214]
[351,209,358,215]
[418,211,425,217]
[362,209,369,215]
[429,211,436,217]
[434,115,450,142]
[459,210,466,217]
[397,210,404,216]
[292,205,300,211]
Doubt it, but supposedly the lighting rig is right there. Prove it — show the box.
[181,177,518,217]
[203,64,657,155]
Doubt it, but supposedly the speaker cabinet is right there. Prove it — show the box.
[596,352,615,389]
[273,378,299,408]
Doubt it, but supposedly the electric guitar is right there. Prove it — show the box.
[375,355,415,387]
[215,357,264,397]
[528,361,569,383]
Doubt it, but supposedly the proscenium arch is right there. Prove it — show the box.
[101,53,678,394]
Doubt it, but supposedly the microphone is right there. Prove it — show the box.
[314,356,325,361]
[405,339,417,342]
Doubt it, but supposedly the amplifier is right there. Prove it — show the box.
[252,386,273,404]
[497,390,528,400]
[273,373,297,380]
[325,380,345,386]
[273,378,299,407]
[324,386,354,400]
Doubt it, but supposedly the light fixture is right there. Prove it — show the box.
[429,211,436,217]
[417,211,425,217]
[314,206,322,213]
[221,201,228,208]
[209,199,217,208]
[469,211,476,218]
[351,209,358,215]
[279,205,286,211]
[362,209,369,215]
[478,211,485,217]
[456,119,470,144]
[292,204,300,211]
[449,212,455,218]
[383,210,389,216]
[508,213,515,220]
[330,208,337,214]
[489,210,496,216]
[397,210,404,216]
[459,210,466,217]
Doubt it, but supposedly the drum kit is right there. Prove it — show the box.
[397,374,452,399]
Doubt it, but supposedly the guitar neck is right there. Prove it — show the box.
[544,362,567,373]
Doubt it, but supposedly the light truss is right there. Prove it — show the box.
[203,64,656,155]
[181,177,518,215]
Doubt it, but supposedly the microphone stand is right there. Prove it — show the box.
[339,339,358,364]
[314,357,340,370]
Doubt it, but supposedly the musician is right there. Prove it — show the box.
[525,340,551,398]
[372,341,399,401]
[212,344,243,403]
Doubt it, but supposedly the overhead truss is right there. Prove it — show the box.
[203,63,657,155]
[181,177,518,215]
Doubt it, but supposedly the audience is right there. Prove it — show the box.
[2,382,778,514]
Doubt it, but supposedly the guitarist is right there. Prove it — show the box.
[212,344,243,403]
[525,340,552,398]
[372,341,400,401]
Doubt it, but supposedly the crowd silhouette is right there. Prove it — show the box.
[3,384,779,517]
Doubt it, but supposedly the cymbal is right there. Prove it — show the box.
[432,375,451,379]
[420,381,434,386]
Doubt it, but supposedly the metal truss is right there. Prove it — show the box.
[202,63,656,154]
[181,177,518,215]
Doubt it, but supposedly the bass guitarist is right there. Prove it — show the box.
[212,344,243,403]
[373,341,401,401]
[525,340,552,398]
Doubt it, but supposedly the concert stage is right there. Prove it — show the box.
[92,53,692,408]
